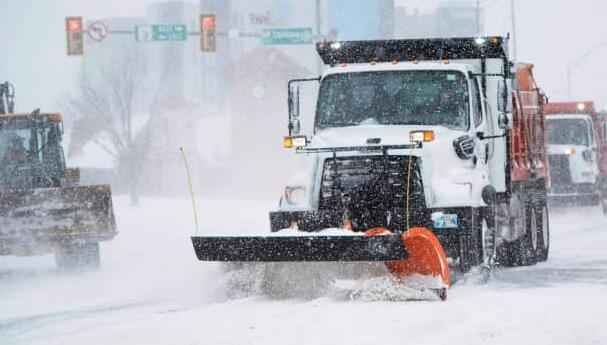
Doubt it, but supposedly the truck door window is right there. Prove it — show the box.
[471,78,483,128]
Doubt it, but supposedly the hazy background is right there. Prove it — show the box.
[2,0,607,201]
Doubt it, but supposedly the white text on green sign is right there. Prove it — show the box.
[261,28,313,45]
[135,25,187,42]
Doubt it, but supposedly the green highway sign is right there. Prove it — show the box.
[261,28,313,45]
[135,24,187,42]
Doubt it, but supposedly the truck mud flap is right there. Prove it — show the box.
[0,184,117,249]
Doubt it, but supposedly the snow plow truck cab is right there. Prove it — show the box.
[191,37,551,299]
[544,101,607,210]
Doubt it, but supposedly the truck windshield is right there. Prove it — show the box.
[547,118,590,146]
[316,70,469,130]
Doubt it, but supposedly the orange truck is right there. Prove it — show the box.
[544,101,607,211]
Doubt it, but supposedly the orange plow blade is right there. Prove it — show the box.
[365,227,450,299]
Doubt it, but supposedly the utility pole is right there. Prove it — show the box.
[510,0,517,62]
[316,0,322,74]
[566,42,607,100]
[476,0,481,35]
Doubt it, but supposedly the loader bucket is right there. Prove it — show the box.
[0,184,116,255]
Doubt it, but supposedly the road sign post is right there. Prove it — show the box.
[135,24,187,42]
[261,28,313,45]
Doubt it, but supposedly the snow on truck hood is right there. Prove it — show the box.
[310,125,460,149]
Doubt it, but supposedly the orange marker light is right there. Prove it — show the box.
[410,130,435,143]
[283,136,293,149]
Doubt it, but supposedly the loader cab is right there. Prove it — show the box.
[0,113,66,190]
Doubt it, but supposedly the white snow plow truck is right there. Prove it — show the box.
[191,37,550,300]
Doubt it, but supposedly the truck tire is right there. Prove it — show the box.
[601,195,607,216]
[508,201,538,266]
[459,209,482,273]
[535,203,550,262]
[55,242,100,271]
[480,206,497,266]
[496,184,532,267]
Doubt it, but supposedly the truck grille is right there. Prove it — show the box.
[548,154,572,187]
[319,155,425,212]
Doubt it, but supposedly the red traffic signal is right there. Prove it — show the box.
[200,14,216,52]
[202,15,215,29]
[65,16,84,56]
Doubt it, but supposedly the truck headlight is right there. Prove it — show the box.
[453,135,475,160]
[564,148,576,155]
[284,186,307,206]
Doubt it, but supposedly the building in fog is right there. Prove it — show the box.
[394,2,481,39]
[327,0,394,40]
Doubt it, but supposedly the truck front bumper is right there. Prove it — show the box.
[270,207,477,260]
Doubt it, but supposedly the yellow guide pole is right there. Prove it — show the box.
[179,147,199,233]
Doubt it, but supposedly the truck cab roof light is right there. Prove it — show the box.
[316,37,507,65]
[577,103,586,111]
[442,59,450,64]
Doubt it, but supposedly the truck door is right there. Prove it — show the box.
[471,77,489,166]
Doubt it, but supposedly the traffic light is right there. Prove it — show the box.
[65,16,84,56]
[200,14,216,52]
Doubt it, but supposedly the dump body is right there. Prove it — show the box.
[510,64,549,182]
[0,112,116,263]
[543,101,604,206]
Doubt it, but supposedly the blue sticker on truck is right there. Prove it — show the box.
[432,213,458,229]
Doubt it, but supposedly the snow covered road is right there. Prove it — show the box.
[1,197,607,345]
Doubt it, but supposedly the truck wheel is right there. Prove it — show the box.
[497,185,531,267]
[459,209,482,273]
[535,203,550,262]
[55,242,100,271]
[480,207,497,266]
[601,196,607,216]
[509,203,538,266]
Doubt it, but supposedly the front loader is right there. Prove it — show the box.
[191,37,551,300]
[0,82,116,270]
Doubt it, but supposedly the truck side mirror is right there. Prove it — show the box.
[288,84,300,135]
[498,113,511,129]
[497,81,508,113]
